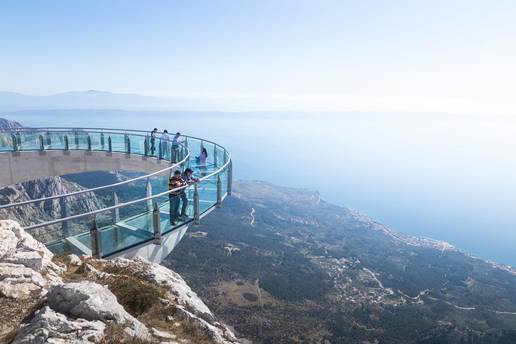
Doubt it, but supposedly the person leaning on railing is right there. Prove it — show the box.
[169,170,186,225]
[150,128,158,155]
[180,168,199,220]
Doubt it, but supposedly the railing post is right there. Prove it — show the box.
[74,131,79,149]
[87,135,92,151]
[170,146,175,163]
[153,203,161,244]
[60,196,70,237]
[100,133,105,150]
[125,135,131,154]
[216,174,222,208]
[16,132,21,148]
[112,191,120,223]
[38,135,44,151]
[46,131,51,147]
[158,140,163,159]
[146,178,153,211]
[194,183,200,225]
[213,144,218,166]
[144,138,149,156]
[228,160,233,196]
[64,135,69,150]
[90,217,102,258]
[184,146,190,168]
[108,136,112,152]
[11,134,18,151]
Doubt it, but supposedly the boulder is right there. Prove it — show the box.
[0,262,46,298]
[0,220,55,272]
[0,228,17,260]
[13,306,105,344]
[47,281,150,339]
[3,251,47,271]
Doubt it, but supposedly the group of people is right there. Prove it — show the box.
[153,128,213,225]
[168,168,199,225]
[150,128,182,158]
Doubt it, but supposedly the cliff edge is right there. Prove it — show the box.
[0,220,241,344]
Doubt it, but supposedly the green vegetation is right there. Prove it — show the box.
[166,181,516,343]
[108,277,163,317]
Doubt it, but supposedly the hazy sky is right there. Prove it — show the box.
[1,0,516,113]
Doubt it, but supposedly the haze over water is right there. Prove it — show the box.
[11,110,516,267]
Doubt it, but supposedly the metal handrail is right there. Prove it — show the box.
[0,126,221,147]
[0,129,189,210]
[23,150,231,231]
[0,153,190,210]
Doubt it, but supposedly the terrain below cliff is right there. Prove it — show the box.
[165,180,516,344]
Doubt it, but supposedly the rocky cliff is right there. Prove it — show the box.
[0,220,240,344]
[0,118,22,130]
[0,176,104,244]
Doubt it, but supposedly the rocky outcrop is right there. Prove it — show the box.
[0,176,104,243]
[0,220,62,342]
[0,118,22,130]
[0,220,242,344]
[47,282,150,340]
[13,306,106,344]
[108,257,239,343]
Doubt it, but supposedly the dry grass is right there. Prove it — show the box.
[49,256,224,344]
[99,323,154,344]
[0,290,46,344]
[107,276,163,317]
[138,303,215,344]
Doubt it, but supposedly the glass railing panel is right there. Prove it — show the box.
[0,132,14,151]
[102,202,154,257]
[126,134,145,155]
[45,131,67,150]
[198,175,218,213]
[86,131,103,151]
[33,212,96,256]
[107,133,127,153]
[220,166,229,196]
[19,130,43,150]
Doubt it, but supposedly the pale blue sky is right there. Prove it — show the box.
[1,0,516,112]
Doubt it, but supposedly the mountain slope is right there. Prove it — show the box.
[164,180,516,343]
[0,90,223,112]
[0,176,104,243]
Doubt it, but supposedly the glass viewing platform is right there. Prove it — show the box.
[0,127,232,259]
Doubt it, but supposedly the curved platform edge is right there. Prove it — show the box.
[0,150,171,186]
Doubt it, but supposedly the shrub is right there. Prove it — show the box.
[109,276,163,317]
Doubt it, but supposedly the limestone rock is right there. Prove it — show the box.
[0,228,17,260]
[175,306,238,344]
[0,262,46,298]
[0,220,55,272]
[13,306,105,344]
[47,281,150,339]
[110,257,239,343]
[152,327,176,340]
[68,254,82,266]
[113,257,213,317]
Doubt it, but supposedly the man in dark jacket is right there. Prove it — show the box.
[150,128,158,155]
[169,170,186,225]
[179,168,199,219]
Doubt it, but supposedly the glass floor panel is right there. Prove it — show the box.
[72,224,153,256]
